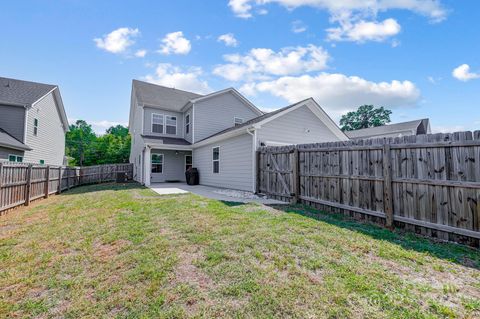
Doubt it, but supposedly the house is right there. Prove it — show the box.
[345,118,431,140]
[0,77,69,165]
[129,80,348,192]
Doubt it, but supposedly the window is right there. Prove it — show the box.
[234,117,244,126]
[185,155,192,171]
[33,118,39,136]
[8,155,23,162]
[165,115,177,135]
[39,160,45,165]
[212,147,219,174]
[151,154,164,173]
[185,114,190,134]
[152,114,164,133]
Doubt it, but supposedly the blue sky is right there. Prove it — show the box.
[1,0,479,133]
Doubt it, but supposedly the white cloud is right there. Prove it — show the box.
[217,33,239,47]
[68,118,128,135]
[243,73,420,120]
[291,20,307,33]
[213,44,329,81]
[229,1,446,43]
[159,31,191,55]
[94,27,140,54]
[431,125,466,134]
[229,0,447,22]
[452,64,480,82]
[143,63,212,94]
[134,49,147,58]
[327,18,401,42]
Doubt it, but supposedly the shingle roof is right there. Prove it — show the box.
[133,80,202,111]
[141,135,191,145]
[345,119,429,139]
[0,128,31,151]
[0,77,56,106]
[195,98,311,143]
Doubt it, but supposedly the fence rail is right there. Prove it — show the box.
[257,131,480,246]
[0,162,133,214]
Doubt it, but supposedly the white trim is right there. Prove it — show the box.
[165,115,177,135]
[186,88,263,115]
[31,87,56,107]
[151,152,164,174]
[192,104,196,143]
[246,128,256,192]
[144,143,193,151]
[212,145,220,174]
[151,113,165,134]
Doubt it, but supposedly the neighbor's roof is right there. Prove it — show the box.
[132,79,202,111]
[0,128,31,151]
[0,77,56,106]
[345,119,430,139]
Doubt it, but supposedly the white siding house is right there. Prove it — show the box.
[129,80,348,192]
[0,77,68,165]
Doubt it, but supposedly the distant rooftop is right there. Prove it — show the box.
[345,119,431,139]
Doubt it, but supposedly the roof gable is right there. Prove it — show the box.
[132,79,202,111]
[188,88,263,116]
[0,77,56,106]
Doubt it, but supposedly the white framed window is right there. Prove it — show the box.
[151,153,164,173]
[165,115,177,135]
[8,154,23,162]
[234,117,244,126]
[185,154,192,171]
[33,118,39,136]
[185,114,190,135]
[212,146,220,174]
[152,114,164,133]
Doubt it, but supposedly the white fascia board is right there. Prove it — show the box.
[144,143,193,151]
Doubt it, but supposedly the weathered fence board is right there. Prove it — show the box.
[257,131,480,246]
[0,163,133,214]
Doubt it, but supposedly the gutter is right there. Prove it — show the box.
[246,127,257,193]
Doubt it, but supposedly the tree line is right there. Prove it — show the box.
[66,120,131,166]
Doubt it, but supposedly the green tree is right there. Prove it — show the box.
[65,121,131,166]
[340,105,392,131]
[65,120,97,166]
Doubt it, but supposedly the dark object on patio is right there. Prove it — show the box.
[116,172,128,183]
[185,168,199,185]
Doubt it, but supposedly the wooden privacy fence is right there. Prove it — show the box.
[0,163,133,214]
[257,131,480,246]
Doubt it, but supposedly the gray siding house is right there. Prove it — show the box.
[0,77,69,165]
[129,80,348,192]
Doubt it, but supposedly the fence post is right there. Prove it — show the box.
[58,166,62,194]
[25,164,33,206]
[255,151,261,194]
[66,168,71,190]
[44,166,50,198]
[382,143,394,228]
[0,162,3,207]
[291,148,300,204]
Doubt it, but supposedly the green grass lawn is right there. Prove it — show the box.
[0,183,479,318]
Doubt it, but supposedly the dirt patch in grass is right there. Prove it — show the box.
[93,239,131,260]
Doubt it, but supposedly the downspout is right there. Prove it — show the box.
[246,127,257,193]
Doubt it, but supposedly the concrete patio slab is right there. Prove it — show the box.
[148,183,286,205]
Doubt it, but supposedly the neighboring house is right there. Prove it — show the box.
[0,77,69,165]
[129,80,348,192]
[345,119,431,140]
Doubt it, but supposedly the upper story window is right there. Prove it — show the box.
[212,146,220,174]
[165,115,177,135]
[234,117,244,126]
[185,114,190,134]
[152,114,164,133]
[33,118,39,136]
